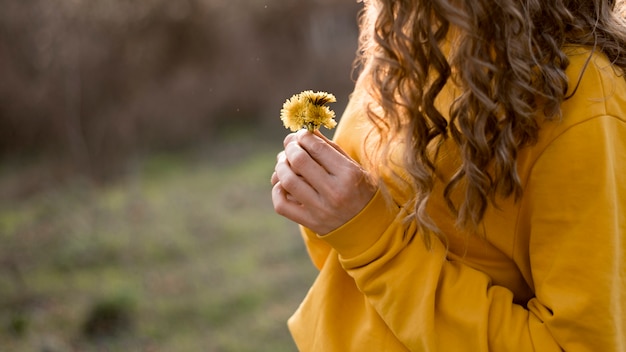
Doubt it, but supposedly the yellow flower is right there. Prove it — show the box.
[280,90,337,132]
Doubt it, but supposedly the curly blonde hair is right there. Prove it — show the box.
[358,0,626,238]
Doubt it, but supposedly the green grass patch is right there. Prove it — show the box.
[0,140,317,351]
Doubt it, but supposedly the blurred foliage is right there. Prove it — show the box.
[0,0,360,180]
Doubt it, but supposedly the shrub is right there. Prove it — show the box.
[81,292,137,340]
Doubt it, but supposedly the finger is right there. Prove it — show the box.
[283,132,298,148]
[272,182,306,223]
[285,192,299,203]
[275,151,320,204]
[296,130,357,176]
[274,151,286,182]
[272,181,325,232]
[276,150,300,177]
[272,181,301,204]
[273,169,300,203]
[284,140,335,193]
[276,150,285,162]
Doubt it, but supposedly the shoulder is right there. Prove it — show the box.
[560,46,626,127]
[538,47,626,150]
[516,47,626,184]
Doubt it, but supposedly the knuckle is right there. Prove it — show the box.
[288,148,309,170]
[273,202,288,216]
[345,167,362,182]
[270,172,278,185]
[279,174,299,192]
[326,190,347,209]
[308,140,326,157]
[337,165,363,186]
[283,133,297,147]
[272,186,289,215]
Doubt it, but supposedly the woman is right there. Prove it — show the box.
[271,0,626,350]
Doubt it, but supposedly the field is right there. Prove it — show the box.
[0,0,357,350]
[0,131,318,351]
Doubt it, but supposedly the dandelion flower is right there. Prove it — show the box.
[280,90,337,132]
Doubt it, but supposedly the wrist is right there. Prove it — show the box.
[318,189,399,259]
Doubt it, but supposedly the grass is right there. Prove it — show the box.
[0,133,318,351]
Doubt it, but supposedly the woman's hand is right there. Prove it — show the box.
[271,129,377,235]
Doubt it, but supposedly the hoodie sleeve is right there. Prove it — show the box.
[317,115,626,351]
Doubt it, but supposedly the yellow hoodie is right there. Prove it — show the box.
[288,48,626,351]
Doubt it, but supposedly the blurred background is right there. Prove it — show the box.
[0,0,361,350]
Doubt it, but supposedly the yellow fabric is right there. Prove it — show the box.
[288,48,626,351]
